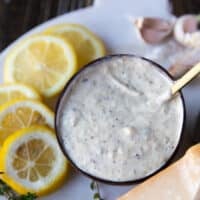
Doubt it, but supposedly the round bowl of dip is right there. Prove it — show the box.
[55,54,186,184]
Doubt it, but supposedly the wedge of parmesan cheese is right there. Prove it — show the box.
[118,144,200,200]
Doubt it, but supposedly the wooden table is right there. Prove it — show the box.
[0,0,94,50]
[0,0,199,51]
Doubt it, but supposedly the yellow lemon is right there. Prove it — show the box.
[44,23,106,69]
[0,126,68,195]
[0,83,41,106]
[4,35,78,97]
[0,99,54,147]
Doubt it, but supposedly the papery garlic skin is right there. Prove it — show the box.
[169,47,200,78]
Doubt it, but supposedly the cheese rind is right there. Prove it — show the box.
[118,144,200,200]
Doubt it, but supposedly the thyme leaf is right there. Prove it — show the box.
[90,180,104,200]
[0,179,37,200]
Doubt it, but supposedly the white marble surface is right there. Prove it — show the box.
[0,0,198,200]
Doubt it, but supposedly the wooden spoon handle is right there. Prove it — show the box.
[171,62,200,95]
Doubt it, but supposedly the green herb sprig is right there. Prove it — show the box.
[0,178,37,200]
[90,180,104,200]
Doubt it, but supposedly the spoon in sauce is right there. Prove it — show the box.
[171,62,200,95]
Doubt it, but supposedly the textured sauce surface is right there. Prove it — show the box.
[59,56,184,182]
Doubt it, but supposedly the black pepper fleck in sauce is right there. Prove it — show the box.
[135,153,141,159]
[82,78,89,83]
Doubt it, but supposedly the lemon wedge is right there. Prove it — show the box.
[0,99,54,147]
[0,83,41,106]
[0,126,68,195]
[4,35,78,97]
[44,24,106,69]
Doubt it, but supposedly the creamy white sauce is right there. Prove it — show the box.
[58,56,184,182]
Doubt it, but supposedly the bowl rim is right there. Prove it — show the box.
[55,54,186,185]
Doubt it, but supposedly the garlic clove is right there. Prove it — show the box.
[174,15,200,48]
[134,17,173,44]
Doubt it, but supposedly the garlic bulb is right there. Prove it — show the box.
[174,15,200,48]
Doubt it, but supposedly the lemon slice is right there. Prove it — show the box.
[4,35,78,97]
[0,83,41,106]
[0,126,68,195]
[44,24,106,69]
[0,99,54,147]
